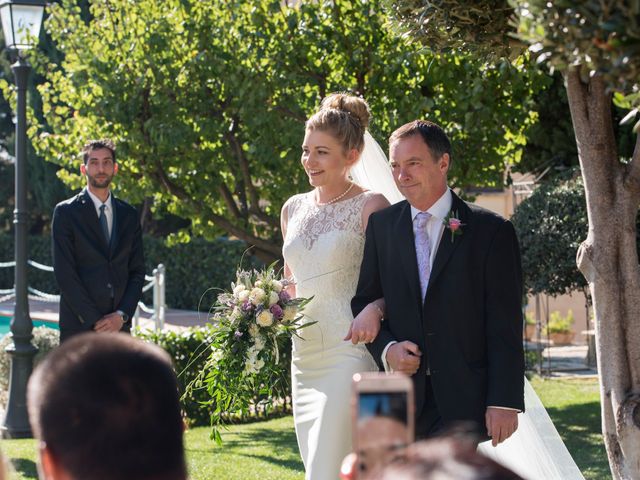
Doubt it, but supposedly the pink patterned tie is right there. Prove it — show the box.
[414,212,431,299]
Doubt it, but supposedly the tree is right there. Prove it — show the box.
[512,171,589,297]
[17,0,542,261]
[390,1,640,477]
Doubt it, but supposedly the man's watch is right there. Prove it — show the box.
[116,310,129,323]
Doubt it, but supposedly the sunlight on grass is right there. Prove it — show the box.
[185,416,303,480]
[0,379,607,480]
[1,416,303,480]
[530,376,608,480]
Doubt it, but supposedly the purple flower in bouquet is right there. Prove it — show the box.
[270,304,284,319]
[279,290,291,302]
[242,301,252,312]
[234,330,243,339]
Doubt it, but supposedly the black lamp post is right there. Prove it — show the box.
[0,0,45,438]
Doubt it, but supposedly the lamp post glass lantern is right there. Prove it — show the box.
[0,0,45,438]
[0,0,44,51]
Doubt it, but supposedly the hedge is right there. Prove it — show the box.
[0,327,220,426]
[0,233,262,310]
[0,326,290,427]
[135,327,217,426]
[0,327,60,407]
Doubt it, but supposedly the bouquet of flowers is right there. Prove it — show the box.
[186,262,313,444]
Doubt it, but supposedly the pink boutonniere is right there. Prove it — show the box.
[443,210,464,243]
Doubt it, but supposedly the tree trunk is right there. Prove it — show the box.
[565,68,640,479]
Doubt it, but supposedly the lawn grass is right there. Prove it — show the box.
[184,416,303,480]
[1,416,305,480]
[530,376,609,479]
[1,378,607,480]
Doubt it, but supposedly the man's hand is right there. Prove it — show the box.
[485,407,518,446]
[344,303,382,344]
[386,341,421,375]
[94,312,124,333]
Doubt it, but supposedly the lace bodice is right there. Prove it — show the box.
[283,191,376,349]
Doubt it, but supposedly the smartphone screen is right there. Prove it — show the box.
[355,391,412,475]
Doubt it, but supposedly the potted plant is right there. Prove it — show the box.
[524,312,537,341]
[544,310,575,345]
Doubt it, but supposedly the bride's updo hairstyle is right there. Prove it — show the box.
[305,93,371,153]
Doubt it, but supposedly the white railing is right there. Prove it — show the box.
[0,260,166,331]
[133,264,166,332]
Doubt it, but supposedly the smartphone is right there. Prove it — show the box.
[351,372,415,477]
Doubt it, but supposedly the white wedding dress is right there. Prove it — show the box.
[283,190,379,480]
[478,378,585,480]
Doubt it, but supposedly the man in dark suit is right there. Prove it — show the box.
[352,121,524,445]
[52,139,145,342]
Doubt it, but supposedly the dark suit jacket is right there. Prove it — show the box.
[352,191,524,434]
[52,188,145,341]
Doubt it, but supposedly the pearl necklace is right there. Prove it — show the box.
[316,182,355,206]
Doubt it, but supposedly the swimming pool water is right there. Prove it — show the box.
[0,315,59,336]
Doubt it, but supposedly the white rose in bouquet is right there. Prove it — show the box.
[233,284,247,296]
[249,287,266,305]
[256,310,274,327]
[271,280,283,293]
[237,290,250,302]
[268,291,279,306]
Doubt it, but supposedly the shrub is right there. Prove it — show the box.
[525,311,536,325]
[524,349,539,372]
[545,310,574,334]
[0,327,60,404]
[135,327,216,427]
[512,172,588,297]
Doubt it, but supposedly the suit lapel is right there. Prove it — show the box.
[79,189,110,253]
[395,201,423,306]
[426,192,470,295]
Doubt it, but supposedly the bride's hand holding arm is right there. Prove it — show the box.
[345,299,385,344]
[345,194,391,344]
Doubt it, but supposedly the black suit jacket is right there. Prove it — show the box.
[352,191,524,434]
[52,188,145,341]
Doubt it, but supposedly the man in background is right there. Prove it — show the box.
[52,139,144,341]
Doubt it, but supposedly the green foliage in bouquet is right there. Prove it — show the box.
[186,263,313,444]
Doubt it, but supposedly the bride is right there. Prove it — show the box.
[281,93,395,480]
[283,93,583,480]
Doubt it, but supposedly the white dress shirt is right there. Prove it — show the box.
[87,189,113,238]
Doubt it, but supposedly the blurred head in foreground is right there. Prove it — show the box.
[28,333,186,480]
[342,436,523,480]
